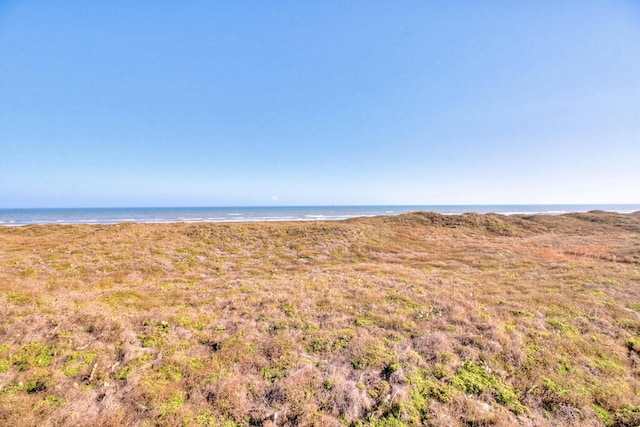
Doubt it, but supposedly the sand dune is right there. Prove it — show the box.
[1,211,639,426]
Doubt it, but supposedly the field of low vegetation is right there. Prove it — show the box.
[1,211,640,426]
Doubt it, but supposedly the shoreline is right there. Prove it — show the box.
[0,204,640,227]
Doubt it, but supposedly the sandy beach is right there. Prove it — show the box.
[1,211,639,426]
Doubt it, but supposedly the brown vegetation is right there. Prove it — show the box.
[1,211,640,426]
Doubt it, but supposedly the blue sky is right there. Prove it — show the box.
[1,1,639,208]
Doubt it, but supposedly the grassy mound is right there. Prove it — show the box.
[1,212,639,426]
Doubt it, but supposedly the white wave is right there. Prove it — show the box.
[498,211,541,216]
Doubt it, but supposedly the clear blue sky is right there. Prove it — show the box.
[1,1,639,208]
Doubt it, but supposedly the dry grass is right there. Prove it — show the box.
[1,211,640,426]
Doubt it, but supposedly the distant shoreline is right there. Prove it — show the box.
[1,204,639,227]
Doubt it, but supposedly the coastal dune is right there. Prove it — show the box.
[1,211,639,426]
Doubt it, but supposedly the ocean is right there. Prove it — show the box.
[0,205,638,226]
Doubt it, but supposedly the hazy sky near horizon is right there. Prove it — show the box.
[1,1,639,208]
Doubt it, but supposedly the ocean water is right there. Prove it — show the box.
[0,205,638,226]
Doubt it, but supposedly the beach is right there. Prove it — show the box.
[1,211,639,426]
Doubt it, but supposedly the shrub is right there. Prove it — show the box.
[13,342,56,371]
[450,361,526,414]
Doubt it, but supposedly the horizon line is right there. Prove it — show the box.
[2,203,640,210]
